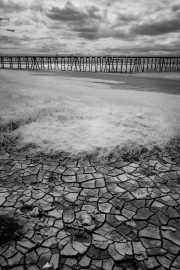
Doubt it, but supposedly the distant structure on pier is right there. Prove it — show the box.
[0,55,180,73]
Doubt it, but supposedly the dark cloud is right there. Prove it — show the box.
[110,31,133,40]
[72,23,100,39]
[36,43,66,53]
[0,1,26,12]
[103,43,180,55]
[119,13,137,22]
[5,29,15,32]
[71,24,100,41]
[78,32,99,40]
[0,35,9,42]
[172,5,180,12]
[73,25,130,40]
[46,1,102,40]
[0,35,21,46]
[0,0,43,12]
[46,1,101,22]
[85,6,101,20]
[46,1,180,42]
[46,6,86,22]
[131,18,180,36]
[46,2,134,41]
[116,13,138,23]
[95,28,134,41]
[0,33,35,45]
[72,25,99,33]
[0,17,9,25]
[0,18,8,21]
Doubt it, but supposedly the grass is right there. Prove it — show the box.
[0,69,180,160]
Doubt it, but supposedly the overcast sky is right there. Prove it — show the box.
[0,0,180,55]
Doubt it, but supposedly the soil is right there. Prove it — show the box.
[0,210,26,245]
[116,260,139,270]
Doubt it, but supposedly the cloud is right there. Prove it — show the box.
[0,17,9,26]
[103,41,180,56]
[46,1,102,40]
[72,25,99,33]
[0,17,9,21]
[0,35,9,42]
[172,5,180,12]
[77,32,99,40]
[0,35,22,46]
[14,19,33,26]
[1,0,180,55]
[115,12,138,24]
[72,24,100,39]
[46,1,101,22]
[0,0,43,12]
[131,18,180,36]
[97,29,130,40]
[46,6,86,22]
[0,0,25,12]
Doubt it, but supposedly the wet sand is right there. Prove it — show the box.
[1,68,180,95]
[30,70,180,95]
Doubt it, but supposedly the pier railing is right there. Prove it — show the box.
[0,55,180,73]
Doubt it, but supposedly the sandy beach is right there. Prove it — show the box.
[26,69,180,93]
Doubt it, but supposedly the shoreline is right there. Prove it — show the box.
[1,68,180,95]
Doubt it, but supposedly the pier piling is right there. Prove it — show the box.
[0,55,180,73]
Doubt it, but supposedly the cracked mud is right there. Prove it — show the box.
[0,141,180,270]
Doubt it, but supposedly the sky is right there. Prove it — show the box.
[0,0,180,55]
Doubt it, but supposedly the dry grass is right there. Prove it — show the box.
[0,70,180,159]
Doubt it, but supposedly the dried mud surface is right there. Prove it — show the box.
[0,140,180,270]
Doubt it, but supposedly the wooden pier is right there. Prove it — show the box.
[0,55,180,73]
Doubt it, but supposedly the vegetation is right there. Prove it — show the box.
[0,70,180,159]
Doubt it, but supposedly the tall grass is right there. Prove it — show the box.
[0,70,180,159]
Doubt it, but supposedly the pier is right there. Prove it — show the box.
[0,55,180,73]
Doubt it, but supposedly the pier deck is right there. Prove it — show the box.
[1,55,180,73]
